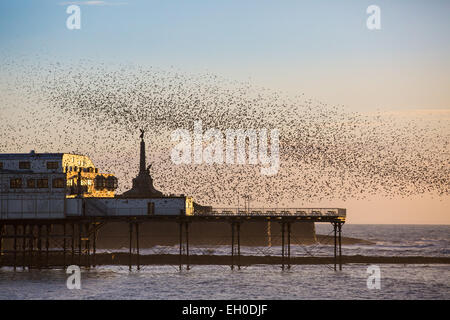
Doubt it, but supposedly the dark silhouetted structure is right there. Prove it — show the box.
[120,129,163,198]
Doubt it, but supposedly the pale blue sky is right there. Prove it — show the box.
[1,0,449,110]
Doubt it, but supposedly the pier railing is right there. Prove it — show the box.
[0,196,345,219]
[197,208,346,218]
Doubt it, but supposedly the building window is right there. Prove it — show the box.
[19,161,30,169]
[27,179,36,188]
[37,178,48,188]
[47,162,58,170]
[94,175,106,189]
[10,178,22,188]
[52,178,65,188]
[106,176,118,190]
[148,202,155,215]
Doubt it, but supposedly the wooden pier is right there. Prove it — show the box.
[0,209,346,271]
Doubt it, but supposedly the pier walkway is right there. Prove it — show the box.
[0,208,346,271]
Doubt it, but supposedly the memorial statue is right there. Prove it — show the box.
[120,129,163,198]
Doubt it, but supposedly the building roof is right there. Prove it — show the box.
[0,151,83,160]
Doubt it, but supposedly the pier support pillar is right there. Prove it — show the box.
[229,221,241,270]
[231,222,235,270]
[13,224,17,271]
[281,222,285,270]
[185,222,190,271]
[179,221,183,271]
[22,224,26,270]
[92,224,97,268]
[71,223,75,265]
[37,225,42,269]
[237,222,241,270]
[85,223,90,269]
[287,222,291,269]
[135,223,140,271]
[129,221,133,271]
[338,222,342,271]
[63,223,67,269]
[78,223,82,266]
[177,221,189,271]
[28,224,33,270]
[45,224,50,268]
[0,224,3,266]
[333,222,337,271]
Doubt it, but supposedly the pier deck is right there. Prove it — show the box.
[0,208,346,272]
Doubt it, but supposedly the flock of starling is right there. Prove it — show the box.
[1,60,448,207]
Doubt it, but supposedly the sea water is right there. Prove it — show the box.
[0,225,448,299]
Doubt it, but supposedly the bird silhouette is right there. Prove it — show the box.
[0,59,448,208]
